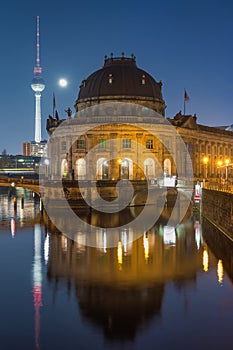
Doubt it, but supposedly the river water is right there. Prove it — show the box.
[0,187,233,350]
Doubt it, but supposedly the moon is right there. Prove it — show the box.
[58,78,68,87]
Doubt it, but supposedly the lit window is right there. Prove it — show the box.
[146,140,153,149]
[77,140,85,149]
[108,73,113,84]
[142,74,146,85]
[98,139,106,148]
[122,139,131,148]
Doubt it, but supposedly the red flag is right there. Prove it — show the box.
[184,89,190,101]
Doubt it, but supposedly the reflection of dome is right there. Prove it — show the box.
[75,283,164,341]
[76,56,166,115]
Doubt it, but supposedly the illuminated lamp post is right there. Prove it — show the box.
[202,156,209,187]
[225,159,230,188]
[217,160,223,188]
[44,159,49,178]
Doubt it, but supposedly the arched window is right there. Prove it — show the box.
[76,158,86,179]
[61,159,68,178]
[144,158,155,179]
[164,158,171,176]
[119,158,133,180]
[96,158,108,179]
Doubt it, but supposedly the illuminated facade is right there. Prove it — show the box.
[23,140,47,157]
[46,55,233,183]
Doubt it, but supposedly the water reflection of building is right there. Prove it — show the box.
[32,224,43,350]
[46,216,212,341]
[0,189,41,232]
[202,217,233,285]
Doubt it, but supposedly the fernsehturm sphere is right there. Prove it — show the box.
[31,16,45,143]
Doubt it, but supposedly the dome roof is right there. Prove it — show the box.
[77,56,163,101]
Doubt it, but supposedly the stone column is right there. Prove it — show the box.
[109,133,118,180]
[86,134,93,180]
[136,133,143,179]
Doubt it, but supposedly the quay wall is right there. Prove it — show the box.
[202,189,233,242]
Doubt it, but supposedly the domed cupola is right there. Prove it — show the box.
[75,54,166,116]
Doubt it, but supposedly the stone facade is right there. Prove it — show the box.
[46,56,233,184]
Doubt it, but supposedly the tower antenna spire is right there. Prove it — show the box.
[31,15,45,143]
[34,16,42,74]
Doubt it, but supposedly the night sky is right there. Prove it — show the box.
[1,0,233,155]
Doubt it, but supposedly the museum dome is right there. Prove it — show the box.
[75,54,166,115]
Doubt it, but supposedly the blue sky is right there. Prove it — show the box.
[1,0,233,154]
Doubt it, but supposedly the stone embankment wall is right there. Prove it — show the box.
[202,189,233,242]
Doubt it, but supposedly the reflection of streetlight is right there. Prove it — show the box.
[203,248,209,272]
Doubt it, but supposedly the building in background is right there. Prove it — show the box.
[23,140,47,157]
[23,16,47,158]
[23,142,31,156]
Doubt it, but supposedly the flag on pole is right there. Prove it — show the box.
[184,89,190,115]
[184,89,190,101]
[53,93,56,117]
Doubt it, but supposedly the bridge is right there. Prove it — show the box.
[0,176,40,195]
[0,175,194,209]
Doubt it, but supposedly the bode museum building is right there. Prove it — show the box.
[46,54,233,187]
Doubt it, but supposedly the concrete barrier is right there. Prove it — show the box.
[202,188,233,242]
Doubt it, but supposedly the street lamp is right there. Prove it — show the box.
[202,156,209,186]
[225,159,230,188]
[217,160,223,188]
[217,160,223,169]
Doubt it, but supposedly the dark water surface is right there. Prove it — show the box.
[0,188,233,350]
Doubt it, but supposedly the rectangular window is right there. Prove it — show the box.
[146,139,153,149]
[98,139,106,148]
[77,139,85,149]
[122,139,131,149]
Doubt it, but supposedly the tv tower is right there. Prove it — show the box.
[31,16,45,143]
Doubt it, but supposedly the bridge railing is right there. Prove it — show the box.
[0,176,39,186]
[205,182,233,193]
